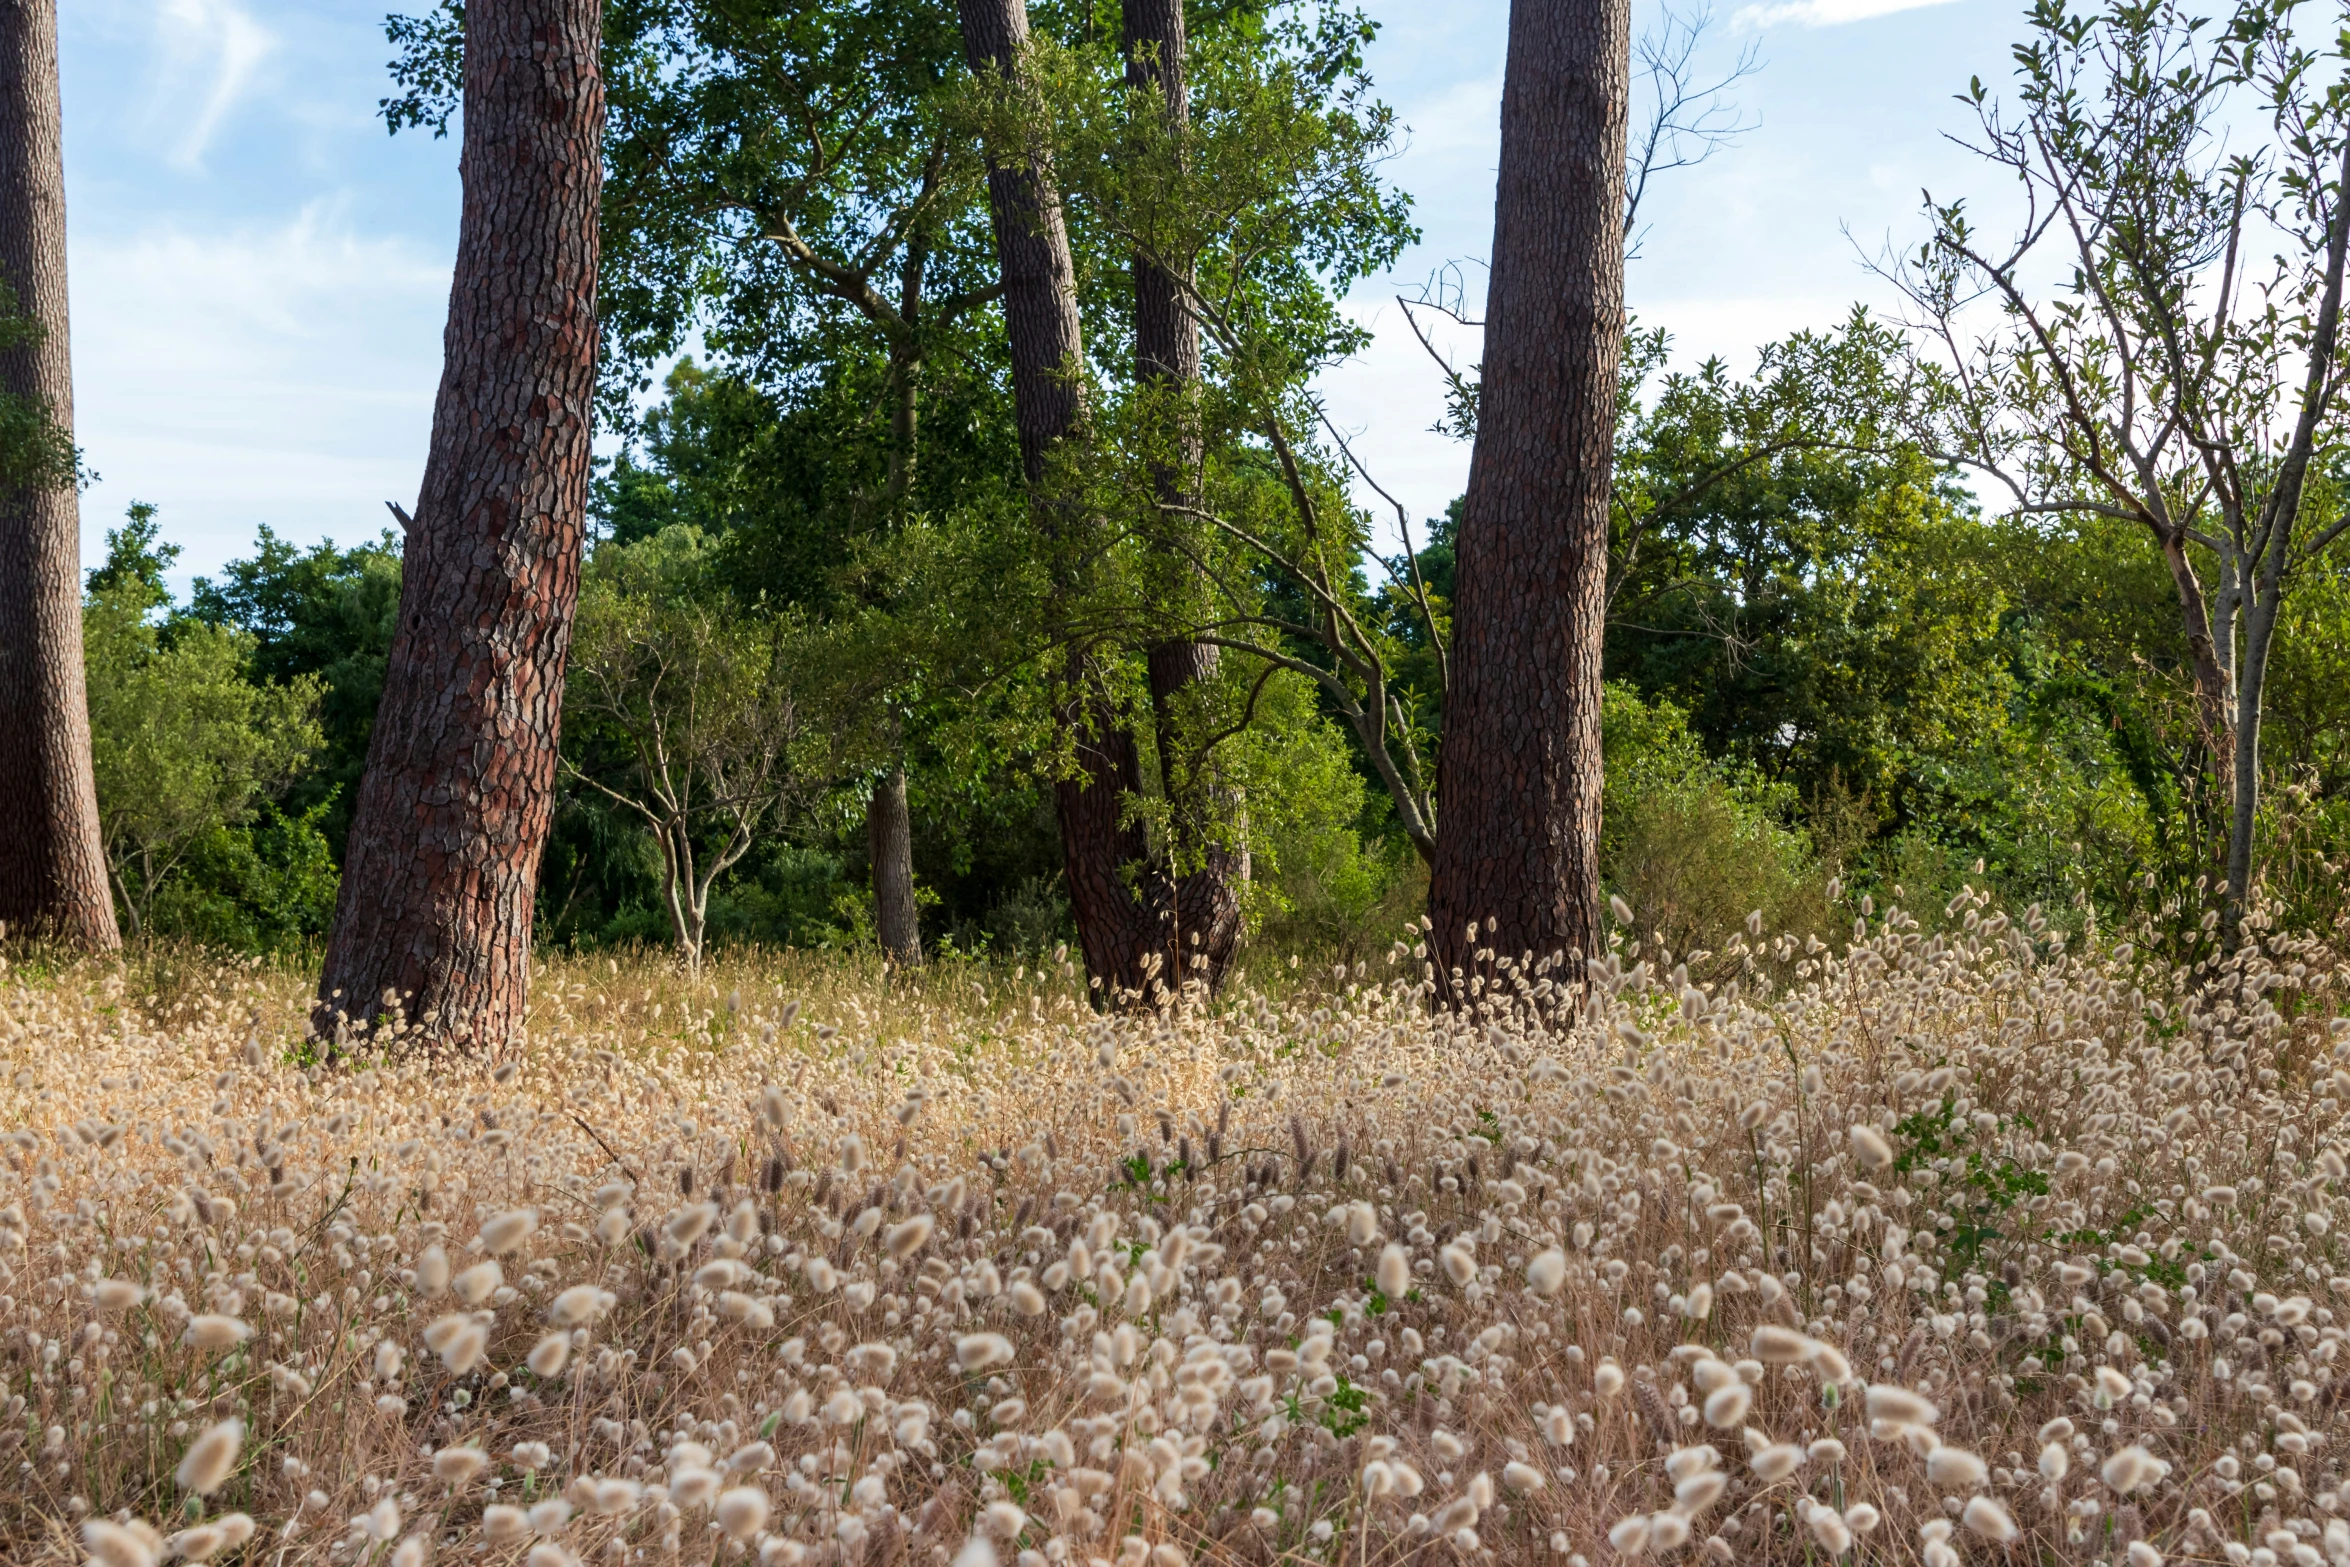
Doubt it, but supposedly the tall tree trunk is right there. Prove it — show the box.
[315,0,603,1053]
[864,342,924,960]
[869,766,921,965]
[959,0,1087,482]
[1427,0,1629,993]
[0,0,119,952]
[959,0,1166,1004]
[1126,0,1240,991]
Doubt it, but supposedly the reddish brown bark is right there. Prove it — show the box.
[0,0,119,951]
[1427,0,1630,992]
[315,0,603,1053]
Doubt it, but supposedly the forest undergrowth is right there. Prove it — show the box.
[6,897,2350,1567]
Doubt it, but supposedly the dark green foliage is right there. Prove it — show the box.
[84,509,330,949]
[1599,684,1825,973]
[85,501,176,607]
[285,0,2350,974]
[0,277,78,498]
[187,528,402,856]
[144,804,342,952]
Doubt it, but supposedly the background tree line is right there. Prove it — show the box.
[7,0,2349,1045]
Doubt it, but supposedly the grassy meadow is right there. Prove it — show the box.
[4,905,2350,1566]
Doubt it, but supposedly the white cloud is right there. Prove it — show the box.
[1734,0,1962,28]
[69,202,451,573]
[151,0,277,169]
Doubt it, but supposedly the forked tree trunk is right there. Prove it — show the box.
[0,0,119,952]
[1427,0,1630,993]
[959,0,1169,1004]
[315,0,603,1053]
[1126,0,1241,991]
[869,766,921,965]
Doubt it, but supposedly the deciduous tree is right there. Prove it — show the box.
[1884,0,2350,942]
[564,526,808,970]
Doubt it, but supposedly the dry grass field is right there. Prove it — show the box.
[4,896,2350,1567]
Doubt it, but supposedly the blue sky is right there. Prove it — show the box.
[55,0,2008,583]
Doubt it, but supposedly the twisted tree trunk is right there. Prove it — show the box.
[0,0,118,951]
[1427,0,1630,993]
[315,0,603,1053]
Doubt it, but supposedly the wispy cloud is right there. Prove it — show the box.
[70,201,451,572]
[151,0,276,169]
[1734,0,1962,28]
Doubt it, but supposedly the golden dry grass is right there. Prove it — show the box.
[4,896,2349,1567]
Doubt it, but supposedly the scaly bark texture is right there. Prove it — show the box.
[961,0,1184,1004]
[959,0,1087,485]
[1427,0,1629,990]
[0,0,118,951]
[316,0,603,1052]
[869,767,922,966]
[1127,0,1240,990]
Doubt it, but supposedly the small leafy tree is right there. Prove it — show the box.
[1885,0,2350,937]
[83,508,325,936]
[564,525,810,969]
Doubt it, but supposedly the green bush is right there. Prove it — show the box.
[143,804,340,952]
[83,507,326,947]
[1600,683,1827,972]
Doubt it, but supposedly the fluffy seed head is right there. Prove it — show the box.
[1864,1385,1938,1427]
[1925,1446,1987,1491]
[478,1208,537,1254]
[94,1279,147,1311]
[886,1214,933,1258]
[1702,1381,1752,1429]
[957,1332,1015,1370]
[2102,1445,2167,1494]
[528,1333,571,1378]
[182,1314,250,1352]
[548,1284,612,1326]
[1750,1325,1821,1364]
[175,1419,242,1494]
[1806,1507,1852,1554]
[434,1446,490,1487]
[452,1260,502,1305]
[414,1244,451,1296]
[83,1520,159,1567]
[1960,1496,2018,1543]
[1526,1248,1567,1295]
[716,1486,769,1540]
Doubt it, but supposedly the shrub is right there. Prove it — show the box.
[1602,683,1827,969]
